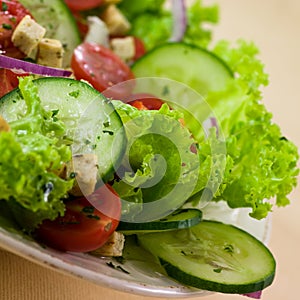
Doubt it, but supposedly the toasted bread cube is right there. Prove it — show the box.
[90,232,125,257]
[12,15,46,58]
[84,16,109,47]
[37,38,64,68]
[66,154,98,197]
[110,36,135,61]
[0,115,10,132]
[101,5,131,36]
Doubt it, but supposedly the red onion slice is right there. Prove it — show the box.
[202,117,219,137]
[0,55,72,77]
[169,0,187,42]
[242,291,262,299]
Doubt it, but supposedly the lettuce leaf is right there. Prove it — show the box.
[118,0,219,50]
[0,77,73,230]
[112,101,203,222]
[202,41,300,219]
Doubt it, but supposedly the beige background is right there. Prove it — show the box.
[1,0,300,299]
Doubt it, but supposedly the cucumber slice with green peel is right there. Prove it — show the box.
[0,77,126,182]
[131,42,233,97]
[117,208,202,234]
[19,0,81,67]
[138,220,275,294]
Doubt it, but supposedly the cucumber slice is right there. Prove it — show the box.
[138,220,275,294]
[0,77,126,182]
[117,208,202,234]
[19,0,81,67]
[131,42,233,97]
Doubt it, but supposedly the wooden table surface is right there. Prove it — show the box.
[1,0,299,299]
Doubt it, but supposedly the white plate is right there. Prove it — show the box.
[0,201,271,298]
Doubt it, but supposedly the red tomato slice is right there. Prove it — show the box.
[0,69,25,97]
[64,0,103,11]
[0,0,32,58]
[71,42,135,98]
[132,36,146,61]
[127,93,165,110]
[35,184,121,252]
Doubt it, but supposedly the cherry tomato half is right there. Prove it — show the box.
[0,69,27,97]
[0,0,32,58]
[71,42,135,98]
[64,0,103,11]
[132,36,146,62]
[35,184,121,252]
[127,93,165,110]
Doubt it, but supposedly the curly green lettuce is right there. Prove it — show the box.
[112,101,207,222]
[0,77,73,230]
[203,40,300,219]
[118,0,219,50]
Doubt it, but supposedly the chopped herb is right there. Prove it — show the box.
[9,17,16,23]
[69,172,77,179]
[51,109,59,121]
[116,265,130,274]
[114,256,125,264]
[162,85,170,96]
[213,268,222,273]
[91,144,97,150]
[23,57,36,63]
[2,23,12,30]
[224,244,234,254]
[181,250,187,256]
[82,206,94,214]
[68,90,80,98]
[85,139,91,145]
[106,262,130,274]
[87,214,100,220]
[1,2,8,11]
[106,261,115,269]
[102,130,114,135]
[51,109,59,117]
[103,121,110,128]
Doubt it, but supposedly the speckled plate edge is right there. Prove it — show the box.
[0,201,271,298]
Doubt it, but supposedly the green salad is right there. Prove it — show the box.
[0,0,299,297]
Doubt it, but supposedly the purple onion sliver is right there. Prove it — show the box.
[169,0,187,42]
[0,54,72,77]
[242,291,262,299]
[202,116,220,138]
[210,117,219,137]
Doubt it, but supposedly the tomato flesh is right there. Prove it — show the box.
[132,36,146,62]
[35,184,121,252]
[0,69,27,97]
[0,0,32,58]
[64,0,103,11]
[127,93,165,110]
[71,42,135,98]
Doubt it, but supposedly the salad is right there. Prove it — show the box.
[0,0,299,298]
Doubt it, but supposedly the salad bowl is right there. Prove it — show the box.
[0,201,271,298]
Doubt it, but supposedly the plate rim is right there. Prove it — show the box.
[0,202,272,298]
